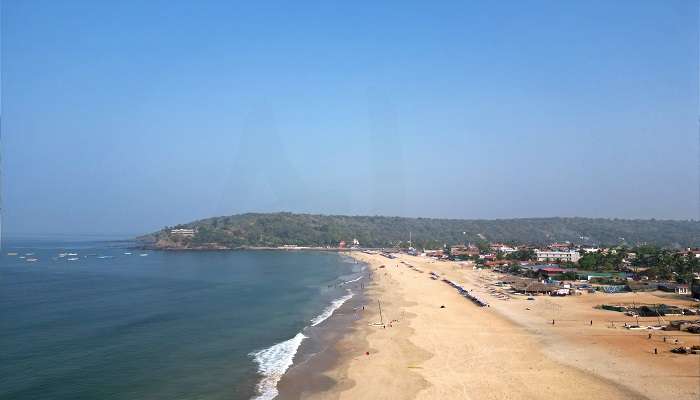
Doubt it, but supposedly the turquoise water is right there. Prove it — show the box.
[0,240,361,400]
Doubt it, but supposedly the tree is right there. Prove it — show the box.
[507,264,521,274]
[506,249,535,261]
[578,253,599,271]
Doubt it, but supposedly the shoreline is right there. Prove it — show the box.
[294,251,699,400]
[253,256,370,400]
[276,284,368,399]
[287,251,432,400]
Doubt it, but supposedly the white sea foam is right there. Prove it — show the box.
[250,291,355,399]
[250,332,307,400]
[310,291,354,327]
[340,276,362,286]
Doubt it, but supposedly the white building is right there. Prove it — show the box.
[491,244,517,254]
[170,228,196,237]
[676,285,690,295]
[535,249,581,263]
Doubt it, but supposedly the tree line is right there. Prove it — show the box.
[144,212,700,249]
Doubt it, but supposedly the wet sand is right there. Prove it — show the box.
[276,273,369,399]
[295,251,699,400]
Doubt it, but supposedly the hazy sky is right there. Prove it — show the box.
[2,0,698,236]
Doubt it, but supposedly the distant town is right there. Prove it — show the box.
[267,237,700,300]
[406,241,698,298]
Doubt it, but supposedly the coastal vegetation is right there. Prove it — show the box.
[572,246,698,282]
[140,212,700,249]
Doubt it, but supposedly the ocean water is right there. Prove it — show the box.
[0,239,363,400]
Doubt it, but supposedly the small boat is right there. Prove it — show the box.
[67,257,79,261]
[67,253,78,256]
[58,253,67,258]
[123,252,132,255]
[19,256,26,259]
[7,252,18,256]
[25,253,34,256]
[139,254,149,257]
[26,258,38,262]
[97,256,114,259]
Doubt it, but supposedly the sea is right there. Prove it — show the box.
[0,238,365,400]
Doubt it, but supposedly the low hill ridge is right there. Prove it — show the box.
[139,212,700,249]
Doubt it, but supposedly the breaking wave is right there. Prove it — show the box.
[310,291,354,327]
[340,275,362,286]
[250,332,307,400]
[250,290,354,399]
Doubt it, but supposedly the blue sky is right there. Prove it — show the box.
[2,0,698,236]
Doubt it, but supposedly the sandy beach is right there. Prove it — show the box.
[298,252,700,400]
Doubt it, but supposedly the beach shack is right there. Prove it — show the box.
[576,271,629,282]
[537,266,566,278]
[658,283,691,296]
[510,280,556,295]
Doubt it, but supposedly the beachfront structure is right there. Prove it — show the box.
[480,253,496,260]
[450,244,479,258]
[537,267,566,277]
[423,249,444,258]
[676,285,690,295]
[535,249,581,263]
[549,242,572,251]
[518,264,569,279]
[576,271,629,281]
[658,283,690,296]
[489,243,517,254]
[521,264,561,271]
[170,228,196,237]
[509,279,557,295]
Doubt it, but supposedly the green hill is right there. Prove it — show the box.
[139,212,700,250]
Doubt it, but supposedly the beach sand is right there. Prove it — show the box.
[299,252,699,400]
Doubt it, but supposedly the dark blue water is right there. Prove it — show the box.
[0,240,361,400]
